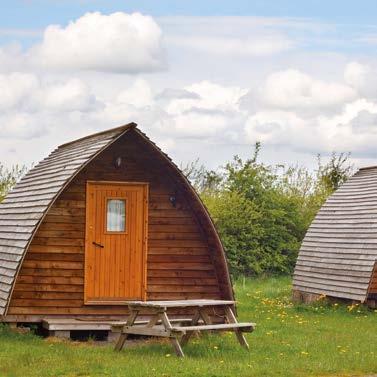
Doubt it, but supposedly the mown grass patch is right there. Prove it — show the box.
[0,276,376,377]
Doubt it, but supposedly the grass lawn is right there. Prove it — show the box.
[0,276,376,377]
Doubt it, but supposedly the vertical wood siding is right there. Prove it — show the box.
[7,131,223,316]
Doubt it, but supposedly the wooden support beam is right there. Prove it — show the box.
[224,306,250,350]
[114,309,138,351]
[180,310,201,346]
[160,311,185,357]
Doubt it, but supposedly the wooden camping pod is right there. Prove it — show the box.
[293,166,377,306]
[0,123,233,321]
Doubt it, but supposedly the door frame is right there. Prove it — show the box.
[84,180,149,304]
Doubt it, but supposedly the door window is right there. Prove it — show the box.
[106,199,126,232]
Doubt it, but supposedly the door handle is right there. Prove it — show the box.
[92,241,104,248]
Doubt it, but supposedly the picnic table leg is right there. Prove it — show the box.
[160,311,185,357]
[180,310,201,346]
[170,337,185,358]
[146,311,162,328]
[199,308,212,325]
[114,309,139,351]
[224,306,249,350]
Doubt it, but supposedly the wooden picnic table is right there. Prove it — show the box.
[113,299,256,357]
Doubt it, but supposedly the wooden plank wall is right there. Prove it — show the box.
[7,131,222,316]
[293,166,377,302]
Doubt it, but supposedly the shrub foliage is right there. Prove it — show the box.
[183,145,353,277]
[0,163,27,202]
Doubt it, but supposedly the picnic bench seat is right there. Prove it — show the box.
[171,323,255,333]
[115,322,255,336]
[111,318,193,332]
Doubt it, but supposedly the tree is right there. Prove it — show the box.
[316,152,354,194]
[181,159,223,193]
[0,163,27,202]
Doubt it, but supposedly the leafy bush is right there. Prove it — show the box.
[183,145,353,277]
[0,163,27,202]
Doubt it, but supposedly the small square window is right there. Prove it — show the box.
[106,199,126,232]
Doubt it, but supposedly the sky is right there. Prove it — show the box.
[1,1,377,171]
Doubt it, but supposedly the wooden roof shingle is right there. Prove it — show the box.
[293,166,377,302]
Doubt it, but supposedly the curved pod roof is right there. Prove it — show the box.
[0,123,233,316]
[293,166,377,302]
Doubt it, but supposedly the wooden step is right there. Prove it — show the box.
[44,317,192,331]
[43,319,113,331]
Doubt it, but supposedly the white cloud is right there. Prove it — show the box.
[3,14,377,169]
[0,72,104,141]
[116,79,153,108]
[153,81,248,139]
[244,98,377,156]
[344,62,367,88]
[344,61,377,99]
[166,80,247,115]
[87,78,248,141]
[35,78,100,112]
[96,79,248,139]
[0,72,38,110]
[33,12,165,73]
[0,72,101,113]
[0,112,46,139]
[258,69,356,113]
[316,99,377,152]
[0,44,26,72]
[0,12,166,74]
[351,110,377,134]
[168,34,294,56]
[245,110,310,146]
[161,16,302,58]
[155,88,200,101]
[171,110,230,137]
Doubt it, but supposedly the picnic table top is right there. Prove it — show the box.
[124,299,235,308]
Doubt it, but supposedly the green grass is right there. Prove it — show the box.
[0,277,376,377]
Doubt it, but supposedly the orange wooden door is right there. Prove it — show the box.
[84,182,148,304]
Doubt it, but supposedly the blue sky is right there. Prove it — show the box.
[1,1,377,170]
[2,1,377,24]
